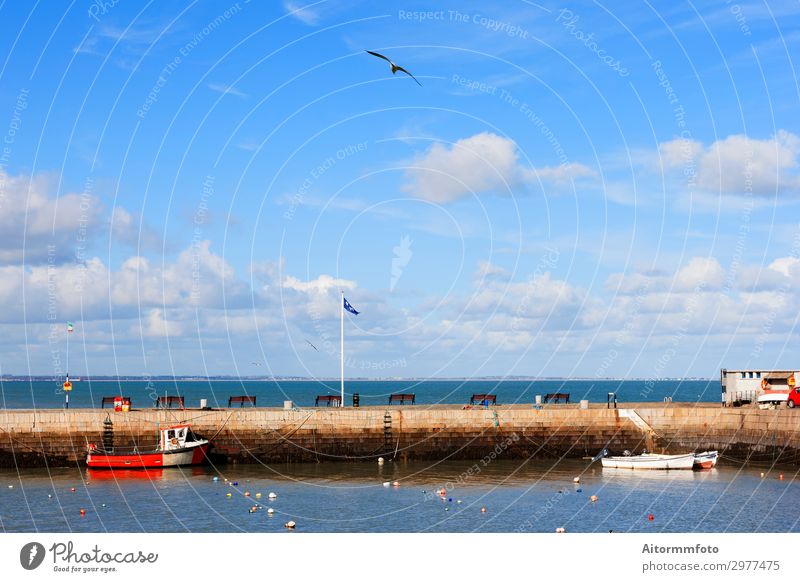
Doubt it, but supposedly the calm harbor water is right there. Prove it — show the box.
[0,460,796,533]
[0,379,719,409]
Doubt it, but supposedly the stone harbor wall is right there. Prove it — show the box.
[1,405,798,467]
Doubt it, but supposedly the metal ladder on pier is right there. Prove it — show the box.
[383,411,393,454]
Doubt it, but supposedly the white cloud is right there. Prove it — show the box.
[110,207,162,250]
[139,308,183,338]
[284,1,319,25]
[402,132,595,203]
[674,257,726,291]
[768,257,800,278]
[283,274,355,295]
[659,130,800,195]
[207,83,249,99]
[0,170,102,263]
[474,260,509,279]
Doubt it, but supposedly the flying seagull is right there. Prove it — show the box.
[305,339,319,351]
[250,362,263,367]
[365,50,421,86]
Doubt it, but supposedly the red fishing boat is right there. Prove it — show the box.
[86,424,209,469]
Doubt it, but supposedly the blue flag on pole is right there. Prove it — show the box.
[343,297,359,315]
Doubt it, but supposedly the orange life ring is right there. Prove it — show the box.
[761,378,768,390]
[170,437,179,446]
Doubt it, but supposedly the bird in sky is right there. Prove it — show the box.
[365,50,421,86]
[250,362,262,366]
[305,339,319,351]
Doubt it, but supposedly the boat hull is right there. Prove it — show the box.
[87,443,208,469]
[601,453,696,470]
[693,450,718,470]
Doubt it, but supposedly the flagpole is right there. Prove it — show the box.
[65,324,70,410]
[340,291,345,407]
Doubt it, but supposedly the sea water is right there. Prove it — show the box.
[0,460,795,533]
[0,379,718,409]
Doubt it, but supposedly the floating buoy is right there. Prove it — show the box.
[590,495,598,503]
[245,491,251,497]
[779,474,785,480]
[47,494,52,499]
[444,507,449,511]
[383,482,391,488]
[268,492,277,499]
[226,492,232,498]
[284,520,296,529]
[438,487,446,496]
[70,487,76,492]
[232,482,239,487]
[7,485,13,489]
[448,498,453,502]
[212,476,219,482]
[224,478,228,482]
[573,477,580,484]
[648,514,654,521]
[79,509,86,517]
[556,527,566,533]
[392,481,400,487]
[101,503,106,507]
[255,492,262,498]
[760,472,765,478]
[377,457,385,465]
[576,489,583,493]
[457,500,462,504]
[480,507,487,513]
[267,508,275,515]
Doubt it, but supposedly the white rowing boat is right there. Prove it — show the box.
[601,452,696,470]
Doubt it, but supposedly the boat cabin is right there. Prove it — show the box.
[720,369,798,406]
[159,424,201,451]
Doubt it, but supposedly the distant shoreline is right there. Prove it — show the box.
[0,376,715,382]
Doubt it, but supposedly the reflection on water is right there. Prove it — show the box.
[0,459,797,533]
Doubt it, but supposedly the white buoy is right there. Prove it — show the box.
[8,485,13,489]
[377,457,385,465]
[556,527,566,533]
[268,492,277,499]
[573,476,580,484]
[383,482,391,487]
[284,520,296,529]
[267,508,275,515]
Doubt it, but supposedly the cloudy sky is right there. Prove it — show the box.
[0,1,798,378]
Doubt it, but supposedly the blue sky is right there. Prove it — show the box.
[0,0,799,378]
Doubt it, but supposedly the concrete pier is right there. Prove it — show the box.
[1,404,799,467]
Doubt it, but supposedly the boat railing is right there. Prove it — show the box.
[91,443,157,455]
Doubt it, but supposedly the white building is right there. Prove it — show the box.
[720,369,798,406]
